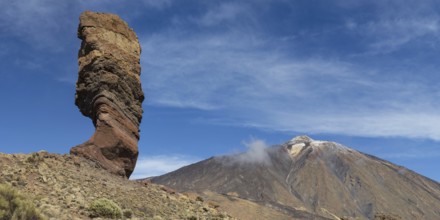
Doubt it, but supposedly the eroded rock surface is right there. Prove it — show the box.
[70,11,144,178]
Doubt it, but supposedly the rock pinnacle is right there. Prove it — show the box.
[70,11,144,178]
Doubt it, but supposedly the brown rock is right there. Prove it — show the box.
[70,11,144,178]
[160,185,176,194]
[374,213,402,220]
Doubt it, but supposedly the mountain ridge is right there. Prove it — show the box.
[151,136,440,220]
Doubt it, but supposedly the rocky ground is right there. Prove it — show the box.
[0,151,234,220]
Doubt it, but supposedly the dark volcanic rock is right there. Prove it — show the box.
[70,11,144,178]
[152,136,440,220]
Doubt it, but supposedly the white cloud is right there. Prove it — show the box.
[130,155,199,180]
[264,112,440,141]
[140,19,440,140]
[233,138,271,165]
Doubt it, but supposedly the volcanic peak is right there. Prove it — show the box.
[152,136,440,220]
[289,135,314,144]
[286,135,350,157]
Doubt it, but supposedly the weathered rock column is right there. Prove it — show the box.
[70,11,144,178]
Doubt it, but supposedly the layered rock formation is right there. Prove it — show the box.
[70,11,144,178]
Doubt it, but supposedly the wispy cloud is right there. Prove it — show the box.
[4,0,439,143]
[264,112,440,141]
[141,31,267,110]
[352,18,440,54]
[140,1,440,141]
[130,155,199,180]
[0,0,74,51]
[0,0,175,53]
[195,2,249,27]
[342,1,440,55]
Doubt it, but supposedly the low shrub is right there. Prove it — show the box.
[122,209,132,218]
[26,152,44,164]
[88,198,122,219]
[0,184,45,220]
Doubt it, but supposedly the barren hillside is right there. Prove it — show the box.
[0,151,233,220]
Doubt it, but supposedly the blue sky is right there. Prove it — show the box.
[1,0,440,181]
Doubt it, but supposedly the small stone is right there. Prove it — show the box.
[17,180,27,186]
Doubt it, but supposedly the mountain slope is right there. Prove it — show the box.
[152,136,440,220]
[0,152,234,220]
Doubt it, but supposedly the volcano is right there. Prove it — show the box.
[151,136,440,220]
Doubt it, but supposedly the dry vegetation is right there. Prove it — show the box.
[0,183,45,220]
